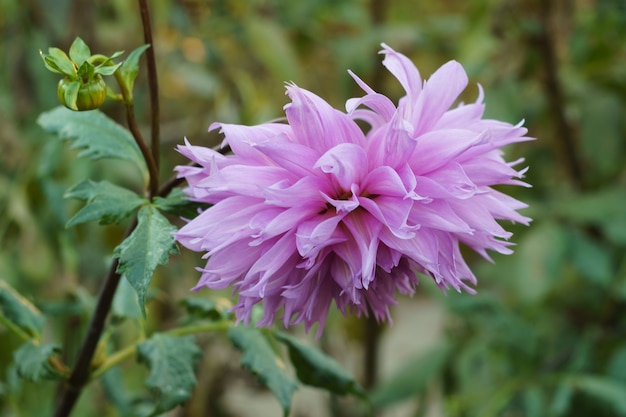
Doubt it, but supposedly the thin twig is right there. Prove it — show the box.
[124,101,160,198]
[138,0,160,173]
[536,0,584,189]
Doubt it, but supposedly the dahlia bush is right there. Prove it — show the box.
[175,44,531,334]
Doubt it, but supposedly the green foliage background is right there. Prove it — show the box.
[1,0,626,416]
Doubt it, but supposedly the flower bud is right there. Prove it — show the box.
[57,74,107,111]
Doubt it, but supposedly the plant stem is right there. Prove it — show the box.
[90,320,230,379]
[138,0,160,173]
[536,0,584,189]
[124,100,160,198]
[363,314,381,390]
[0,314,32,342]
[111,70,159,198]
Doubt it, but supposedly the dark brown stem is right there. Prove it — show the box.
[536,0,584,188]
[124,101,160,198]
[138,0,160,174]
[112,68,159,198]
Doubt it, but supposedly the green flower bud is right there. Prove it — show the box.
[57,74,107,111]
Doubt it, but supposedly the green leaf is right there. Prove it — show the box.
[100,366,133,417]
[13,341,67,382]
[513,221,568,302]
[579,92,624,179]
[43,47,76,76]
[95,61,123,76]
[41,53,66,75]
[228,326,298,417]
[153,187,208,218]
[0,279,45,340]
[76,61,96,80]
[370,343,450,409]
[109,50,125,60]
[37,106,147,177]
[554,187,626,224]
[179,296,232,323]
[62,79,81,111]
[69,37,91,66]
[136,334,202,416]
[118,44,150,98]
[64,180,147,227]
[562,375,626,415]
[568,228,613,286]
[112,275,143,321]
[113,205,179,315]
[607,345,626,383]
[274,331,365,398]
[549,385,573,417]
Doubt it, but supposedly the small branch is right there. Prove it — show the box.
[91,320,230,379]
[124,101,160,198]
[112,70,159,198]
[0,314,32,342]
[536,0,584,189]
[138,0,160,173]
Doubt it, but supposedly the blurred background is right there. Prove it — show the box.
[1,0,626,416]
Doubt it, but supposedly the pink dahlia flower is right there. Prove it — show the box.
[175,44,531,334]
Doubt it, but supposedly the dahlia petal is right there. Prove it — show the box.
[255,139,321,177]
[194,238,264,290]
[285,84,365,150]
[410,60,468,136]
[348,108,388,129]
[345,72,396,121]
[314,143,369,191]
[426,162,477,199]
[365,113,416,168]
[241,233,299,298]
[177,138,226,167]
[176,196,262,252]
[358,195,416,239]
[296,213,348,259]
[195,164,295,199]
[346,69,376,95]
[341,213,382,289]
[362,165,414,198]
[410,128,490,174]
[446,197,513,239]
[380,43,422,98]
[210,122,291,162]
[409,200,473,234]
[322,186,360,213]
[252,205,320,243]
[462,156,529,187]
[262,176,330,208]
